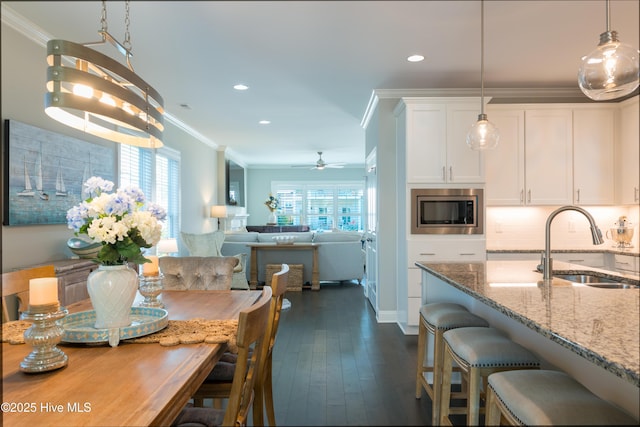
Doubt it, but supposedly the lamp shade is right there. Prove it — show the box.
[210,205,228,218]
[157,238,178,254]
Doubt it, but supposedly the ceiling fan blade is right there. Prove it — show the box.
[326,164,345,168]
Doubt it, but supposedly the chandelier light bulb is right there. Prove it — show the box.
[466,114,499,150]
[579,31,640,100]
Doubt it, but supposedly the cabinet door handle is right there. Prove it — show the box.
[459,253,476,256]
[568,259,584,263]
[419,253,436,256]
[635,187,639,202]
[527,189,532,203]
[449,166,453,181]
[442,166,446,181]
[576,189,581,203]
[520,189,524,204]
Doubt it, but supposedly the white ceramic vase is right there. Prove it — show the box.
[267,211,277,225]
[87,264,138,329]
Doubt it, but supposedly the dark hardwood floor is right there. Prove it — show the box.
[270,282,434,426]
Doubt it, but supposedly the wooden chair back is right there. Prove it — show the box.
[254,263,289,425]
[2,265,56,323]
[223,285,272,426]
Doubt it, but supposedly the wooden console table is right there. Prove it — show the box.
[247,243,319,290]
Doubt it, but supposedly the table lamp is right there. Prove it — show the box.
[210,205,228,229]
[157,238,179,257]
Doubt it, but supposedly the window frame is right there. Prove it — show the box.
[271,180,364,231]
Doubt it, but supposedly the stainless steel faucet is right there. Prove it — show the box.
[540,206,604,280]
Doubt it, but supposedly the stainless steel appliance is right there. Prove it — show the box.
[411,188,484,235]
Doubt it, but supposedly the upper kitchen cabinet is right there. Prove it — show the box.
[484,108,525,205]
[572,105,615,205]
[486,105,573,205]
[616,96,640,205]
[395,98,484,184]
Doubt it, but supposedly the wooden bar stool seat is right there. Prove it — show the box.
[439,327,540,426]
[415,302,489,425]
[486,370,638,426]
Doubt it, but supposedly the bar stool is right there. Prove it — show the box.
[415,302,489,425]
[486,370,638,426]
[439,327,540,426]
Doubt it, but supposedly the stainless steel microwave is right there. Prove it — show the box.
[410,188,484,235]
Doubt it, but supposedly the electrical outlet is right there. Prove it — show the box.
[495,220,503,233]
[568,220,575,233]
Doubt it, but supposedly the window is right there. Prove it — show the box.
[272,181,364,231]
[119,145,181,240]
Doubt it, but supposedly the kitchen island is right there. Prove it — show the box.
[417,260,639,420]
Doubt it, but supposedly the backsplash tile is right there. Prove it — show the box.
[486,205,639,253]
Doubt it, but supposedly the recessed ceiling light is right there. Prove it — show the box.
[259,120,271,125]
[233,84,249,91]
[407,54,425,62]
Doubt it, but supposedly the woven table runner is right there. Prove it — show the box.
[2,319,238,351]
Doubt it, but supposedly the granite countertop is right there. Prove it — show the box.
[486,248,640,257]
[416,260,640,386]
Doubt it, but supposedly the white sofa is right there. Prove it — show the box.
[221,231,365,287]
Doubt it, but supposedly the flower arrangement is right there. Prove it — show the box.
[264,193,280,212]
[66,177,166,266]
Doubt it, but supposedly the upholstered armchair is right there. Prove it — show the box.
[159,256,238,290]
[180,231,249,290]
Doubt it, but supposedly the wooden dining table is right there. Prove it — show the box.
[2,289,262,427]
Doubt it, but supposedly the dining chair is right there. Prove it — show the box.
[2,265,56,323]
[159,256,238,290]
[192,264,290,426]
[172,285,272,427]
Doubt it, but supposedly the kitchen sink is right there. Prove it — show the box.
[583,283,639,289]
[553,274,620,284]
[553,273,639,289]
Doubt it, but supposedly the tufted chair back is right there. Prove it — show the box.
[159,256,239,290]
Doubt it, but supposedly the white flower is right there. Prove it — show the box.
[66,176,165,265]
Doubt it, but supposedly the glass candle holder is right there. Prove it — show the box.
[138,272,164,308]
[20,303,68,373]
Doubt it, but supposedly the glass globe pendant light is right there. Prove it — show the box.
[578,0,639,101]
[467,0,499,150]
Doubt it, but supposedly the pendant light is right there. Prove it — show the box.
[466,0,499,151]
[45,1,164,148]
[578,0,639,101]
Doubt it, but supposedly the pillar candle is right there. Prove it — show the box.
[29,277,59,306]
[142,256,159,276]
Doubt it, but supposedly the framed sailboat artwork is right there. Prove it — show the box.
[2,120,115,225]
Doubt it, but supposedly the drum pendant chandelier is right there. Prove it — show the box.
[45,1,164,148]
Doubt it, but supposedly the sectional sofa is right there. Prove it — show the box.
[220,231,365,287]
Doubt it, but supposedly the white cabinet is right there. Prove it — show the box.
[608,254,639,274]
[484,108,525,205]
[396,98,484,184]
[573,107,615,205]
[486,105,573,206]
[616,97,640,205]
[525,108,574,205]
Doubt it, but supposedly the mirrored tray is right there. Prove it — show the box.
[62,307,168,347]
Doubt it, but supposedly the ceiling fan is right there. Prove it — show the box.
[293,152,346,170]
